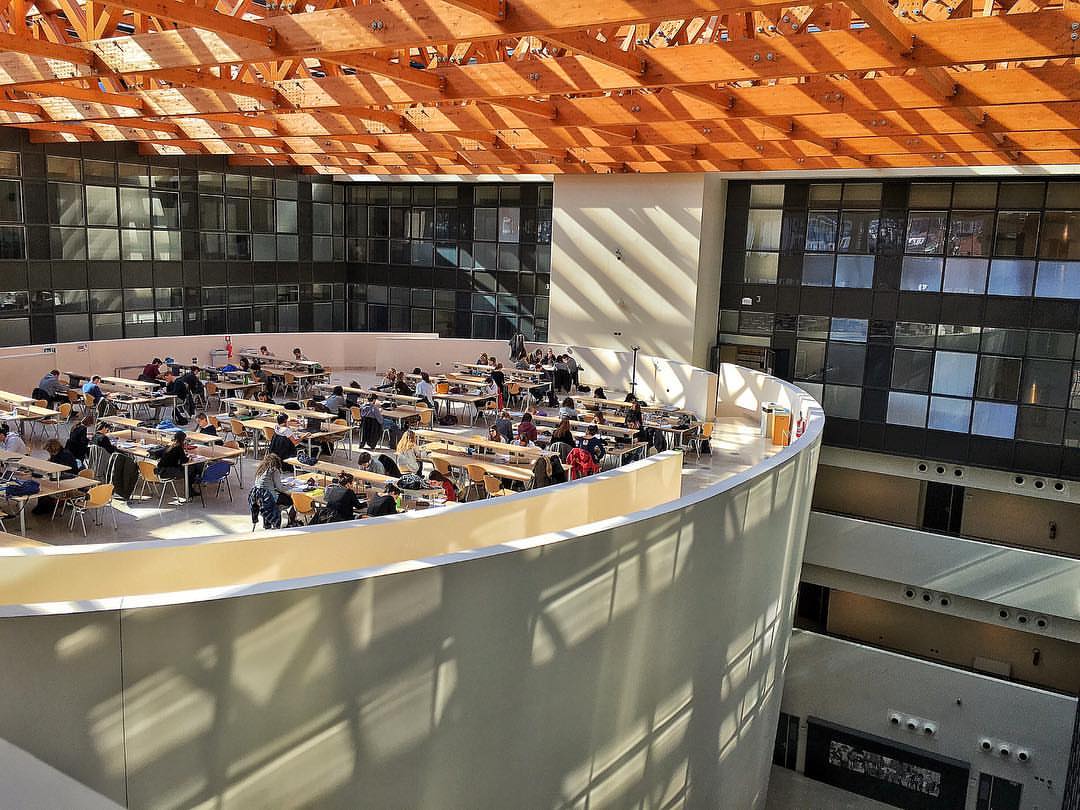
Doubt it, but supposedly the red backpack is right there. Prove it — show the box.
[565,447,599,480]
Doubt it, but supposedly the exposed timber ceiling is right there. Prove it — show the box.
[0,0,1079,174]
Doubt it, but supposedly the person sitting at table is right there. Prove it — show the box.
[323,385,347,417]
[367,482,400,517]
[36,369,68,405]
[593,386,606,400]
[359,395,383,449]
[483,376,502,409]
[65,415,94,466]
[395,430,422,474]
[376,368,397,392]
[156,430,191,493]
[255,389,273,405]
[550,418,575,447]
[414,372,436,409]
[490,362,506,399]
[543,348,557,366]
[81,375,105,406]
[195,412,217,438]
[357,451,385,476]
[516,412,539,444]
[140,359,162,382]
[266,413,300,461]
[514,434,536,449]
[29,438,80,515]
[558,397,579,421]
[92,422,118,455]
[427,469,457,502]
[179,366,204,400]
[249,453,291,530]
[345,381,363,408]
[487,426,505,445]
[581,424,606,463]
[238,357,251,373]
[259,346,273,357]
[628,399,644,427]
[494,409,514,443]
[292,347,308,362]
[393,371,412,397]
[324,472,363,522]
[476,352,491,367]
[0,422,27,454]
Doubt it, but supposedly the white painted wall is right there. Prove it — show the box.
[782,631,1076,810]
[549,174,726,368]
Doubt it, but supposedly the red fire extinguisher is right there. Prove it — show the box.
[225,335,233,359]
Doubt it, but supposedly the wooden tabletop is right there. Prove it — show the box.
[108,427,222,445]
[102,376,161,391]
[0,452,72,477]
[2,475,99,502]
[530,414,637,436]
[327,386,422,404]
[0,531,48,548]
[415,428,548,458]
[286,457,395,486]
[427,449,535,483]
[0,389,34,406]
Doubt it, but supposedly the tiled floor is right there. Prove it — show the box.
[8,370,782,546]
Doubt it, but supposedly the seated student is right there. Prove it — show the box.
[65,415,94,465]
[179,366,204,399]
[324,472,363,522]
[82,375,105,406]
[483,376,502,409]
[357,451,385,477]
[269,414,299,461]
[414,372,435,409]
[376,368,397,391]
[292,347,308,362]
[395,430,421,474]
[427,469,457,502]
[238,357,251,372]
[516,412,539,444]
[36,369,68,405]
[581,424,606,462]
[345,381,363,408]
[31,439,79,514]
[259,345,273,357]
[550,418,575,447]
[163,373,190,411]
[249,453,292,529]
[140,359,162,382]
[195,412,218,437]
[323,386,347,416]
[593,386,606,400]
[393,372,412,397]
[543,348,557,366]
[255,389,274,405]
[367,482,400,517]
[359,395,384,449]
[92,422,118,455]
[0,422,27,454]
[494,409,514,443]
[514,434,537,449]
[589,408,607,426]
[558,397,579,421]
[476,352,491,367]
[156,431,190,490]
[487,426,505,444]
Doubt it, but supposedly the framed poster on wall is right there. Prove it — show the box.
[805,718,969,810]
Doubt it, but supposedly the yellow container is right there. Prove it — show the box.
[772,410,791,447]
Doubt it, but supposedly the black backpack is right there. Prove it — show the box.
[378,454,401,478]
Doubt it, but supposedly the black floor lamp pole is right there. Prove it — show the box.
[630,345,640,397]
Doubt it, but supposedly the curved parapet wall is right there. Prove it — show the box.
[0,338,821,810]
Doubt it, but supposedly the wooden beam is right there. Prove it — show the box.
[845,0,915,54]
[0,31,94,65]
[542,30,648,75]
[94,0,277,45]
[438,0,507,21]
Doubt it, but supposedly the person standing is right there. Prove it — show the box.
[508,330,526,362]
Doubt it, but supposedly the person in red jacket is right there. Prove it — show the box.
[516,412,539,443]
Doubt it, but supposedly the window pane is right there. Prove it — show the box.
[50,183,84,225]
[121,229,151,261]
[744,252,778,284]
[838,211,878,253]
[798,315,830,340]
[900,256,942,292]
[931,351,977,397]
[835,255,874,288]
[86,228,118,260]
[1039,211,1080,260]
[887,392,928,427]
[824,385,861,419]
[942,258,988,294]
[150,191,179,229]
[474,208,497,240]
[1026,330,1073,359]
[1035,261,1080,298]
[830,318,868,342]
[498,207,520,242]
[85,186,117,226]
[894,322,936,348]
[276,200,297,233]
[825,342,865,385]
[200,195,224,230]
[200,232,224,260]
[746,209,782,251]
[795,340,826,381]
[905,212,946,254]
[995,211,1040,258]
[226,197,250,231]
[891,348,932,391]
[976,356,1022,400]
[802,254,834,286]
[749,185,784,206]
[805,211,837,251]
[47,156,81,181]
[952,182,997,209]
[251,198,274,233]
[1016,407,1065,444]
[987,259,1035,296]
[1020,359,1071,406]
[936,325,981,352]
[909,184,951,208]
[981,328,1026,356]
[120,188,150,228]
[928,396,971,432]
[0,226,24,259]
[948,211,993,257]
[153,230,181,261]
[972,399,1010,438]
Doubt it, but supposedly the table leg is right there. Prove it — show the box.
[19,501,26,536]
[184,465,190,500]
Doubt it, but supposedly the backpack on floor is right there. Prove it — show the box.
[437,414,458,426]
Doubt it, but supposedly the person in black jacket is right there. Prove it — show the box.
[324,472,363,522]
[64,415,94,465]
[368,482,400,517]
[31,439,79,514]
[92,422,119,455]
[156,431,189,488]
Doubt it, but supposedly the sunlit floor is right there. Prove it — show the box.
[765,766,894,810]
[10,370,782,547]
